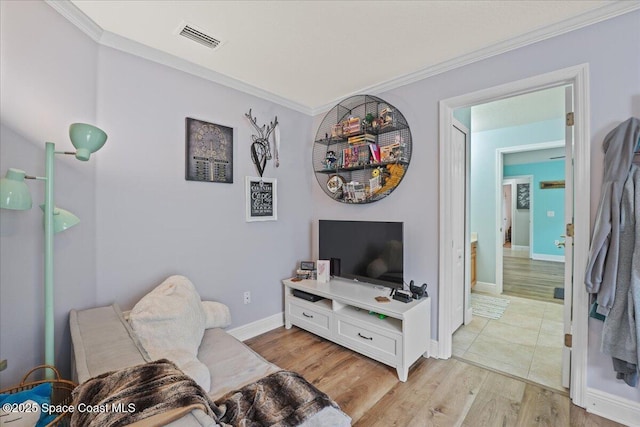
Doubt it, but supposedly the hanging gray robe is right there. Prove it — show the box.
[601,164,640,387]
[585,117,640,316]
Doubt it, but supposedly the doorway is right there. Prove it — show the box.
[438,64,591,405]
[455,91,568,392]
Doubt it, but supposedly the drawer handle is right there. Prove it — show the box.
[358,333,373,341]
[302,312,314,318]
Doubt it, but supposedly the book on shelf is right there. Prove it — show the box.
[342,146,360,168]
[369,144,380,163]
[348,133,376,144]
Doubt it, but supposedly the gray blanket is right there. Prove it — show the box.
[215,370,340,427]
[71,360,339,427]
[71,359,219,427]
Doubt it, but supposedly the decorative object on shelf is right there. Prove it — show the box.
[245,109,279,177]
[185,118,233,183]
[316,260,330,283]
[516,183,530,209]
[322,150,338,169]
[245,176,277,222]
[0,123,108,377]
[313,94,412,203]
[326,174,346,196]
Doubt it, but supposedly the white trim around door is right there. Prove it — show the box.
[438,63,590,407]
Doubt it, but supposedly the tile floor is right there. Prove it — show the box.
[452,292,566,392]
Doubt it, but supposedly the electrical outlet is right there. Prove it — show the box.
[243,291,251,304]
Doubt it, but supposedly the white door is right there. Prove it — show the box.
[451,121,467,330]
[562,85,574,389]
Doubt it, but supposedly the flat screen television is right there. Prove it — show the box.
[319,220,404,289]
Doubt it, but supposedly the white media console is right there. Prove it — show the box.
[282,278,431,381]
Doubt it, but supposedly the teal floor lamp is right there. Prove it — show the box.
[0,123,107,376]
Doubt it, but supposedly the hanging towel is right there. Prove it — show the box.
[585,117,640,316]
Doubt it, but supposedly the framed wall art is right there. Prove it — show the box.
[516,183,530,209]
[246,176,277,222]
[185,117,233,183]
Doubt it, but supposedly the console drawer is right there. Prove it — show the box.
[335,316,400,362]
[288,301,331,336]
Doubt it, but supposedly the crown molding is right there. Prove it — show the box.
[97,31,313,115]
[45,0,103,42]
[309,1,640,116]
[46,0,638,117]
[44,0,312,115]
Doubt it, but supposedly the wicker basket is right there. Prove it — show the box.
[0,365,76,426]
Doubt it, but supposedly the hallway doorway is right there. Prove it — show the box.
[439,63,591,405]
[447,83,574,394]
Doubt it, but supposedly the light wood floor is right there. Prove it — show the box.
[245,326,624,427]
[503,255,564,304]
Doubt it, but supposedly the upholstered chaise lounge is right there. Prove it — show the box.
[69,276,351,426]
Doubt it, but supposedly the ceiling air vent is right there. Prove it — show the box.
[176,22,222,49]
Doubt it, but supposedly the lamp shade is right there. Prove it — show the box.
[70,123,108,161]
[40,204,80,233]
[0,168,32,210]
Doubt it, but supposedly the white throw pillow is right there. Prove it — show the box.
[202,301,231,329]
[129,275,210,391]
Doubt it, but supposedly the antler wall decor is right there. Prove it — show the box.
[245,109,279,177]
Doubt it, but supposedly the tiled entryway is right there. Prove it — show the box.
[453,293,566,392]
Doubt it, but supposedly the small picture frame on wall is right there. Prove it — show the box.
[516,183,530,209]
[185,117,233,183]
[317,260,330,283]
[246,176,277,222]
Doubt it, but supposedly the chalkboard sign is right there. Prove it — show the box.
[246,177,277,221]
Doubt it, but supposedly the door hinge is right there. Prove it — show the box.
[566,112,575,127]
[565,333,572,348]
[566,223,574,237]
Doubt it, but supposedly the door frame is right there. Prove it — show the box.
[452,119,473,326]
[438,63,590,406]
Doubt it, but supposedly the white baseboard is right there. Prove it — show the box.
[474,281,499,294]
[584,387,640,426]
[511,245,530,251]
[532,253,565,262]
[227,312,284,342]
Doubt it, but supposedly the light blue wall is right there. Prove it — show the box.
[453,107,471,130]
[504,160,565,257]
[470,118,564,284]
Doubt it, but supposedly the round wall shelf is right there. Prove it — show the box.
[313,95,412,204]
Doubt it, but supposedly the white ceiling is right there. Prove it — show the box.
[504,147,566,165]
[471,86,566,132]
[60,1,633,113]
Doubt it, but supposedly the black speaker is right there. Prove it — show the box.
[330,257,341,277]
